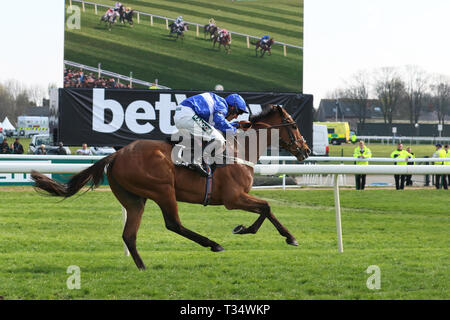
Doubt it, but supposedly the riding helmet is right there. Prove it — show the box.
[225,94,248,114]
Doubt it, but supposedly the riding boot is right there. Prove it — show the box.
[175,140,210,177]
[189,143,209,177]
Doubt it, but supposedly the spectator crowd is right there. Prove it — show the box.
[64,68,131,89]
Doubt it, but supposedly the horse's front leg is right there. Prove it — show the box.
[224,193,298,246]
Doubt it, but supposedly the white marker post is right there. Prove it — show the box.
[333,174,343,253]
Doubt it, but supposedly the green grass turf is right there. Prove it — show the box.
[64,0,303,92]
[0,188,448,299]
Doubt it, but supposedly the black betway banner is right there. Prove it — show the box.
[57,88,313,148]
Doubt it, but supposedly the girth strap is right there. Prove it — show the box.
[203,167,213,206]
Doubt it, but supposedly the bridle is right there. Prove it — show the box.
[253,113,307,158]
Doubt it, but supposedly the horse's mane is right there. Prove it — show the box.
[249,105,280,124]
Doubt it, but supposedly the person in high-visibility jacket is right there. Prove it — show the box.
[353,140,372,190]
[405,147,415,186]
[445,144,450,187]
[433,144,448,189]
[390,143,411,190]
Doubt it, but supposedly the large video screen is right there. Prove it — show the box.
[63,0,303,92]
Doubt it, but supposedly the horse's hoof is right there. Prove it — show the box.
[286,238,299,246]
[211,245,225,252]
[137,264,147,271]
[232,225,246,234]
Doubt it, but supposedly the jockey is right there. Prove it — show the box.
[176,16,183,25]
[106,8,114,17]
[114,2,122,10]
[261,35,270,46]
[173,92,248,176]
[218,29,229,40]
[208,18,216,27]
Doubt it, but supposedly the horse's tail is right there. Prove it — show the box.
[31,153,117,198]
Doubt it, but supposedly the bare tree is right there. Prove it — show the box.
[403,65,429,125]
[27,84,48,106]
[373,67,405,125]
[343,71,371,125]
[0,80,36,125]
[430,74,450,126]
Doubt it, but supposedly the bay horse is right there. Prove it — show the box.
[255,38,274,57]
[100,11,120,31]
[169,22,188,40]
[204,24,218,40]
[31,105,310,270]
[119,7,134,26]
[213,31,231,54]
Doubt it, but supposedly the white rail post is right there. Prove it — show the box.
[246,36,250,48]
[282,160,286,190]
[333,174,344,253]
[150,15,153,26]
[94,4,97,15]
[166,19,169,29]
[283,45,287,57]
[137,12,140,24]
[122,207,130,256]
[82,1,85,12]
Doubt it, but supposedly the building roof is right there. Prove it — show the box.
[24,106,50,117]
[317,99,383,121]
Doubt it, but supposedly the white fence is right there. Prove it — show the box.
[69,0,303,56]
[1,157,449,254]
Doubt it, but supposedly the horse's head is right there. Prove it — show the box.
[250,105,310,161]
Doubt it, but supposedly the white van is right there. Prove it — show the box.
[312,124,329,156]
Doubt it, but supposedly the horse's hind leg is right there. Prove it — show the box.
[109,175,147,270]
[158,192,224,252]
[225,193,298,246]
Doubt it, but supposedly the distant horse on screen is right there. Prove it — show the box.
[119,7,134,26]
[213,30,232,54]
[100,11,120,31]
[169,22,188,41]
[254,38,274,57]
[204,24,218,40]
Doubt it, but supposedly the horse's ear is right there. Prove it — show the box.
[275,105,284,114]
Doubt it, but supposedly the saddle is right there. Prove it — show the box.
[166,136,218,176]
[166,137,219,206]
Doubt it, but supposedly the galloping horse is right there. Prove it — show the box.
[213,31,232,54]
[169,22,188,40]
[31,105,310,270]
[119,7,134,26]
[204,24,218,40]
[255,38,274,57]
[100,10,120,31]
